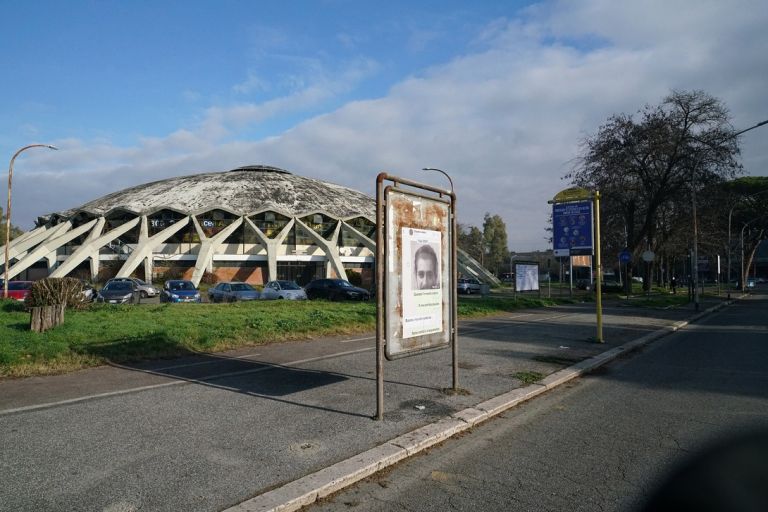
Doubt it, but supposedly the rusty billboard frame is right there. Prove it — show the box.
[375,172,458,421]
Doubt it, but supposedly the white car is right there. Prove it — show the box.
[260,280,308,300]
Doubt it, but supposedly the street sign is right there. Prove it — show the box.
[619,250,631,264]
[552,200,593,257]
[641,250,655,262]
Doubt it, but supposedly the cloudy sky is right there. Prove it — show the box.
[2,0,766,250]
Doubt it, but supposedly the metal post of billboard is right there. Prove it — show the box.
[375,172,457,420]
[375,175,385,421]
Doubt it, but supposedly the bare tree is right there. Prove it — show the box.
[567,90,742,292]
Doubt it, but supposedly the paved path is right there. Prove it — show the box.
[309,293,768,511]
[0,297,728,511]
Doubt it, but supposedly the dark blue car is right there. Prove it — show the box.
[160,280,202,303]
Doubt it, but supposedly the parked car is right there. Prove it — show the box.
[208,282,260,302]
[96,281,138,304]
[3,281,33,301]
[601,279,623,292]
[304,279,370,301]
[160,280,202,303]
[260,280,308,300]
[80,280,96,302]
[106,277,160,298]
[457,278,482,295]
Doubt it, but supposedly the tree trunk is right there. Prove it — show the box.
[29,304,66,332]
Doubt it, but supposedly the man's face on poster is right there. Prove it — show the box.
[415,246,438,290]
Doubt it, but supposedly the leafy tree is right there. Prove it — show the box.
[567,90,742,291]
[457,223,484,262]
[482,213,508,276]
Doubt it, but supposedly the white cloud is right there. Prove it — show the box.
[10,0,767,251]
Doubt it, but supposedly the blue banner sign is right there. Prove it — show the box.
[553,201,593,257]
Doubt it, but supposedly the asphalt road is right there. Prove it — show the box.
[310,292,768,512]
[1,296,714,512]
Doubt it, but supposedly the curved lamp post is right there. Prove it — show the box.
[4,144,58,298]
[421,166,459,389]
[710,119,768,302]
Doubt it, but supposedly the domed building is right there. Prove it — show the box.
[3,165,378,287]
[3,164,499,288]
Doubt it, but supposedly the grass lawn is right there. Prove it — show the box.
[0,295,572,379]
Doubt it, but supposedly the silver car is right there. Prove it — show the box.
[208,282,260,302]
[106,277,160,298]
[457,278,482,294]
[260,280,308,300]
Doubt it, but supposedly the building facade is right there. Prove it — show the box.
[2,165,377,287]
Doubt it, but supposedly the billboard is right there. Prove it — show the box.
[515,262,540,292]
[384,188,451,359]
[553,201,593,257]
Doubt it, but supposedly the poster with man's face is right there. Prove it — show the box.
[384,187,451,359]
[401,228,443,338]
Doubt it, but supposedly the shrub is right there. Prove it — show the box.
[346,270,363,287]
[25,277,89,310]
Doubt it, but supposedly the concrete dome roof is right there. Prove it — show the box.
[52,165,375,221]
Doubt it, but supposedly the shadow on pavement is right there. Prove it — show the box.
[79,334,368,418]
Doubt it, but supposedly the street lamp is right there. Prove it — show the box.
[692,118,768,307]
[4,144,58,298]
[421,166,459,390]
[421,167,454,194]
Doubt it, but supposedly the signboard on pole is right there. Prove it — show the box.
[619,250,631,264]
[384,188,452,359]
[552,201,593,257]
[515,262,540,292]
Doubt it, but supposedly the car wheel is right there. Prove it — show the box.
[140,290,148,299]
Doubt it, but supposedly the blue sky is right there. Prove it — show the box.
[2,0,766,249]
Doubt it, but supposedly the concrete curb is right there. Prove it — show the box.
[224,300,731,512]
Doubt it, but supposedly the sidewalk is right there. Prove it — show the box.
[0,297,729,512]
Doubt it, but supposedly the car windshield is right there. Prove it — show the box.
[8,282,32,290]
[135,279,147,285]
[335,280,353,288]
[105,282,132,291]
[230,283,254,291]
[277,281,301,290]
[170,281,195,291]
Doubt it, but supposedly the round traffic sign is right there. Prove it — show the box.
[619,250,631,264]
[641,250,655,263]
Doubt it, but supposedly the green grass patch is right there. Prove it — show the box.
[513,371,545,385]
[1,295,574,379]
